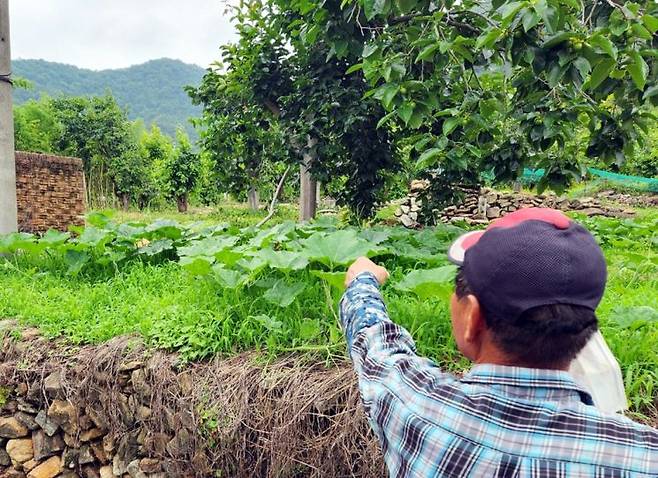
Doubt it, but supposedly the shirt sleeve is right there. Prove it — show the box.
[339,272,456,446]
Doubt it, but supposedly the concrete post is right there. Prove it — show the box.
[0,0,17,233]
[299,137,317,221]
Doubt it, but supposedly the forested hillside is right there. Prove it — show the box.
[12,58,204,137]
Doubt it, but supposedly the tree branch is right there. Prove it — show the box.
[255,165,292,228]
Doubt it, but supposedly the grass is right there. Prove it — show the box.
[0,204,656,420]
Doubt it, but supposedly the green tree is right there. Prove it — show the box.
[137,124,174,208]
[166,129,200,212]
[13,98,61,153]
[50,94,140,207]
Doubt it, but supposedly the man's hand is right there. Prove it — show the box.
[345,257,390,287]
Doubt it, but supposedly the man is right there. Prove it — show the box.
[340,208,658,477]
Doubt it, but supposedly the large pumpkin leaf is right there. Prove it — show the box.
[299,229,374,267]
[178,236,239,258]
[262,280,306,307]
[611,306,658,329]
[393,266,457,299]
[179,256,214,276]
[212,265,249,289]
[255,248,309,272]
[310,270,346,290]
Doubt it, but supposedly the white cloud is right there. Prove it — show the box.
[9,0,237,70]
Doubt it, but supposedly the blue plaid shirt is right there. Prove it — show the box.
[340,272,658,477]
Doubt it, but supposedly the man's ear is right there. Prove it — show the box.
[462,295,486,344]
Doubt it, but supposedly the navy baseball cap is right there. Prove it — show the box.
[447,208,607,321]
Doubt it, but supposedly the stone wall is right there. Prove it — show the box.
[396,182,637,228]
[15,152,86,233]
[0,322,382,478]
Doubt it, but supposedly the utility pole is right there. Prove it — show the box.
[299,137,317,221]
[0,0,16,233]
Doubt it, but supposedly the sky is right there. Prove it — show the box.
[9,0,238,70]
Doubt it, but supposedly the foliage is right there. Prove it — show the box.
[0,210,656,419]
[135,124,174,208]
[165,129,201,212]
[13,97,61,153]
[13,58,203,138]
[189,1,398,218]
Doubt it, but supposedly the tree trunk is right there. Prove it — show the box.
[248,185,259,211]
[513,180,522,193]
[120,193,130,211]
[299,137,317,221]
[177,194,188,213]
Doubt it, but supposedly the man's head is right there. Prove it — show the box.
[447,208,607,369]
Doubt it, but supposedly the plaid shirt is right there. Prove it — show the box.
[340,272,658,477]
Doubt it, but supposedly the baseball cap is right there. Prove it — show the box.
[447,208,607,321]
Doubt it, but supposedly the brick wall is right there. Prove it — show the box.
[15,151,86,233]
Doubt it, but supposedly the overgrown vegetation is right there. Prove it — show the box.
[0,209,656,420]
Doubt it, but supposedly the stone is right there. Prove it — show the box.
[102,435,115,455]
[410,179,428,192]
[16,400,37,415]
[486,207,501,219]
[400,215,415,228]
[85,407,108,430]
[126,459,147,478]
[143,433,169,456]
[62,447,79,468]
[580,207,606,217]
[43,371,63,397]
[138,458,160,473]
[79,428,104,443]
[78,444,95,465]
[32,430,65,461]
[135,406,151,421]
[90,441,109,464]
[113,455,129,476]
[394,208,403,217]
[63,433,80,448]
[34,411,58,437]
[400,204,410,214]
[60,473,81,478]
[99,466,114,478]
[47,400,78,434]
[22,459,38,473]
[14,412,39,431]
[15,384,29,397]
[409,212,418,221]
[0,446,11,466]
[78,415,94,432]
[1,471,26,478]
[0,417,29,439]
[27,456,62,478]
[6,438,33,463]
[118,360,143,372]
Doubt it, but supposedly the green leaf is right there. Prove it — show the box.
[393,266,457,300]
[631,23,652,40]
[178,236,239,257]
[299,318,321,340]
[642,14,658,33]
[214,249,244,267]
[310,270,346,290]
[145,219,184,239]
[442,117,460,135]
[611,306,658,329]
[415,43,440,62]
[364,0,390,20]
[262,280,306,307]
[345,63,363,75]
[138,239,174,256]
[498,1,524,25]
[254,314,283,332]
[362,43,379,58]
[642,84,658,100]
[543,31,576,49]
[64,249,90,275]
[300,229,374,267]
[588,35,618,60]
[627,51,648,90]
[381,84,400,109]
[522,8,541,31]
[212,265,249,289]
[77,227,111,247]
[587,58,616,90]
[397,102,414,125]
[416,147,443,170]
[40,229,70,246]
[179,256,214,276]
[573,57,591,79]
[256,248,309,272]
[376,111,396,129]
[395,0,417,13]
[476,28,503,50]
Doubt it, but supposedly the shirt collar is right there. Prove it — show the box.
[461,364,594,406]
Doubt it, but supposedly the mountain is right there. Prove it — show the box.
[12,58,206,138]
